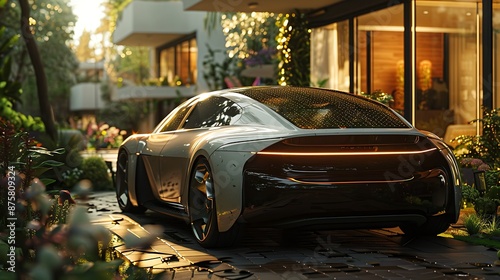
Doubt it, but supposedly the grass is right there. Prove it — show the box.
[448,208,500,250]
[452,234,500,249]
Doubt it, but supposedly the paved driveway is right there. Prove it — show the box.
[85,192,500,279]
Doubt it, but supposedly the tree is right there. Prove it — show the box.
[75,29,95,62]
[18,0,57,140]
[277,12,310,86]
[0,0,78,136]
[0,22,44,131]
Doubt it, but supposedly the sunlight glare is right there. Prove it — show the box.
[70,0,105,40]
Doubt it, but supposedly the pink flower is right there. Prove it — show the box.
[477,163,491,171]
[470,158,484,167]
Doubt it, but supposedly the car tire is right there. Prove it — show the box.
[116,150,146,214]
[400,215,451,236]
[188,158,240,248]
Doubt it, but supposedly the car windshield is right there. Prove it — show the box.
[236,87,410,129]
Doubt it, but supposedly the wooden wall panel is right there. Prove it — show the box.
[372,31,404,94]
[357,31,444,94]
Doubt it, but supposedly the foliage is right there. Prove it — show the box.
[85,122,126,149]
[0,116,145,279]
[463,213,484,235]
[0,98,45,132]
[0,26,21,104]
[460,157,491,171]
[0,0,78,125]
[244,47,277,67]
[98,83,152,134]
[221,12,278,60]
[484,216,500,236]
[485,186,500,201]
[311,78,329,88]
[0,176,123,279]
[75,30,95,62]
[0,118,64,188]
[461,184,480,206]
[113,46,150,85]
[452,108,500,167]
[61,168,83,189]
[454,234,500,250]
[80,157,112,191]
[202,44,235,90]
[361,89,394,106]
[0,26,45,132]
[474,197,498,217]
[218,12,279,86]
[276,12,310,86]
[486,170,500,187]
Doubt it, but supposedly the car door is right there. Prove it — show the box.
[143,100,196,200]
[158,96,243,203]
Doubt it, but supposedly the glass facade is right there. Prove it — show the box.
[356,5,404,112]
[157,36,197,86]
[310,0,496,145]
[415,1,478,137]
[310,20,350,91]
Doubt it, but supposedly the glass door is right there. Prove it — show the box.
[414,1,479,141]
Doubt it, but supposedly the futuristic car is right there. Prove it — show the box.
[115,86,462,248]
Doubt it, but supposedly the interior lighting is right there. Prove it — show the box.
[248,2,258,9]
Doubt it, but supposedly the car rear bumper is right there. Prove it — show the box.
[241,171,450,226]
[240,139,458,228]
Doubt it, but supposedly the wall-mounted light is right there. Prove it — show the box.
[248,2,258,9]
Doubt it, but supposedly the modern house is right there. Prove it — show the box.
[70,60,107,129]
[113,0,499,142]
[112,0,227,130]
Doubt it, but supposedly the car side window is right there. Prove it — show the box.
[157,104,193,132]
[183,96,242,129]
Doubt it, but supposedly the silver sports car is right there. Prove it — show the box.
[115,86,462,248]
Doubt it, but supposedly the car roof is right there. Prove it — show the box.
[222,86,411,129]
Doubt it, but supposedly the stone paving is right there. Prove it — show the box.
[83,192,500,279]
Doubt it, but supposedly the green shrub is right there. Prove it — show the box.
[461,184,480,206]
[61,167,84,188]
[486,170,500,188]
[81,156,112,191]
[453,108,500,167]
[485,185,500,201]
[474,197,498,217]
[463,213,484,235]
[484,216,500,236]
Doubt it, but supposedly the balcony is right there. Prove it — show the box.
[114,1,200,46]
[181,0,338,13]
[113,85,197,101]
[70,83,106,111]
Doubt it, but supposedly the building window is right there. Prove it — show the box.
[157,34,197,86]
[415,1,479,139]
[356,4,404,112]
[310,20,350,92]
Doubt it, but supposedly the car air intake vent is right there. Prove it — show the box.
[282,135,420,146]
[257,134,434,155]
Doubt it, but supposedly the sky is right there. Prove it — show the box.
[69,0,105,41]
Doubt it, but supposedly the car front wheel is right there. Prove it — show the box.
[188,158,240,248]
[116,150,146,214]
